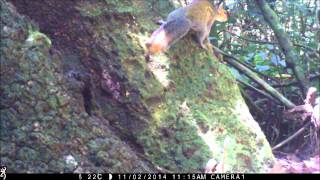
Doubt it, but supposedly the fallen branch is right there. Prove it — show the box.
[212,46,295,108]
[273,87,320,151]
[237,78,276,102]
[272,121,312,151]
[239,88,264,115]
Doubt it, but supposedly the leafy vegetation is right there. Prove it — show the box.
[210,0,319,157]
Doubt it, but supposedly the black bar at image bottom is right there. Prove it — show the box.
[3,173,319,180]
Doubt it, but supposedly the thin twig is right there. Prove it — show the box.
[272,73,320,88]
[272,121,312,151]
[225,30,318,52]
[212,45,278,82]
[237,79,276,102]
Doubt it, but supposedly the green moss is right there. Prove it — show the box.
[1,157,14,172]
[26,26,52,48]
[1,0,274,173]
[120,34,274,171]
[17,147,39,161]
[77,0,145,17]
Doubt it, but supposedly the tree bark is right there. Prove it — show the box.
[1,0,275,173]
[255,0,309,96]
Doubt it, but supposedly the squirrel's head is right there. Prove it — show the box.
[215,4,228,22]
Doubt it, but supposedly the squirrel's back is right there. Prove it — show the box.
[146,0,227,55]
[186,0,214,28]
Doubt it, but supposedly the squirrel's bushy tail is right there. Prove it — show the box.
[146,17,191,55]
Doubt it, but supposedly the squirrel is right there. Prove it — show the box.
[146,0,228,55]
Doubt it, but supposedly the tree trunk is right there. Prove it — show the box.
[0,0,274,173]
[255,0,309,96]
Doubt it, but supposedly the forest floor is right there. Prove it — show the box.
[272,151,320,173]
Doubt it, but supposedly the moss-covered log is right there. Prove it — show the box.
[1,0,274,173]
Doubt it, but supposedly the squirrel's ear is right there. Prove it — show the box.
[217,0,224,8]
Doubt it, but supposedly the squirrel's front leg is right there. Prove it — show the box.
[196,30,207,49]
[196,28,213,53]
